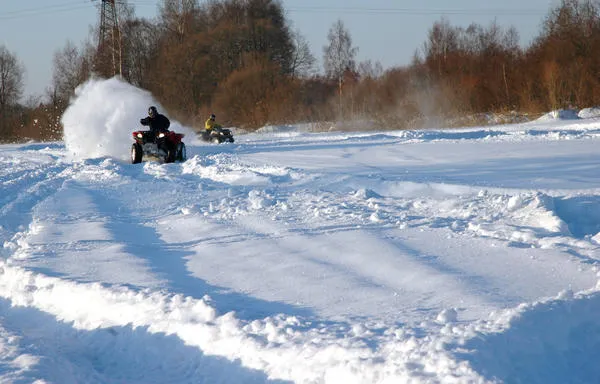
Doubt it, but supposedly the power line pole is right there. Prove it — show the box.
[96,0,122,77]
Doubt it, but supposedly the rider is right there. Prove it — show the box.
[204,113,221,133]
[140,106,170,140]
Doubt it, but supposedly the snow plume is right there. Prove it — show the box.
[61,77,194,161]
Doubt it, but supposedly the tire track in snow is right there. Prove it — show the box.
[9,158,316,322]
[0,150,297,382]
[82,184,311,319]
[1,162,73,257]
[230,213,499,323]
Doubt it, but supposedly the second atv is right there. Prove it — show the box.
[131,130,186,164]
[200,126,235,144]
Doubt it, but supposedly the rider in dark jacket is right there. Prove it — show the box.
[140,106,170,138]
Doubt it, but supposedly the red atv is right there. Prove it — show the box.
[131,130,186,164]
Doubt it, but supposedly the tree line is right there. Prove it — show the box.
[1,0,600,142]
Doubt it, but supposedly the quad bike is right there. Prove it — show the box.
[200,126,235,144]
[131,130,186,164]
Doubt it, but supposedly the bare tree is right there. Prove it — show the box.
[0,45,25,137]
[0,45,25,111]
[290,29,315,78]
[121,18,158,87]
[159,0,200,42]
[357,60,383,79]
[423,17,458,78]
[323,19,358,119]
[52,41,92,102]
[323,20,357,79]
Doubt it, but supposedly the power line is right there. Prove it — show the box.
[0,1,86,15]
[285,7,547,16]
[125,2,548,15]
[0,1,154,21]
[0,3,549,21]
[0,2,91,21]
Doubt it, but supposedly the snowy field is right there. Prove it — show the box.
[1,78,600,383]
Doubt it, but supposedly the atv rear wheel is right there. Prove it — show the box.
[131,143,143,164]
[176,142,187,162]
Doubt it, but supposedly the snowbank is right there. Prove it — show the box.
[458,288,600,383]
[536,109,581,122]
[578,107,600,119]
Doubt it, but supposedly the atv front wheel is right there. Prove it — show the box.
[165,146,176,163]
[131,143,143,164]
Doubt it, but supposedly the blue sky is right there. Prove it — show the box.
[0,0,557,99]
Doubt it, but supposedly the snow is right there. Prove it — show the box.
[1,77,600,383]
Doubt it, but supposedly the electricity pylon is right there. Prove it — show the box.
[96,0,122,77]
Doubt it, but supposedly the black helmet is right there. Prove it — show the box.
[209,113,216,120]
[148,106,157,117]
